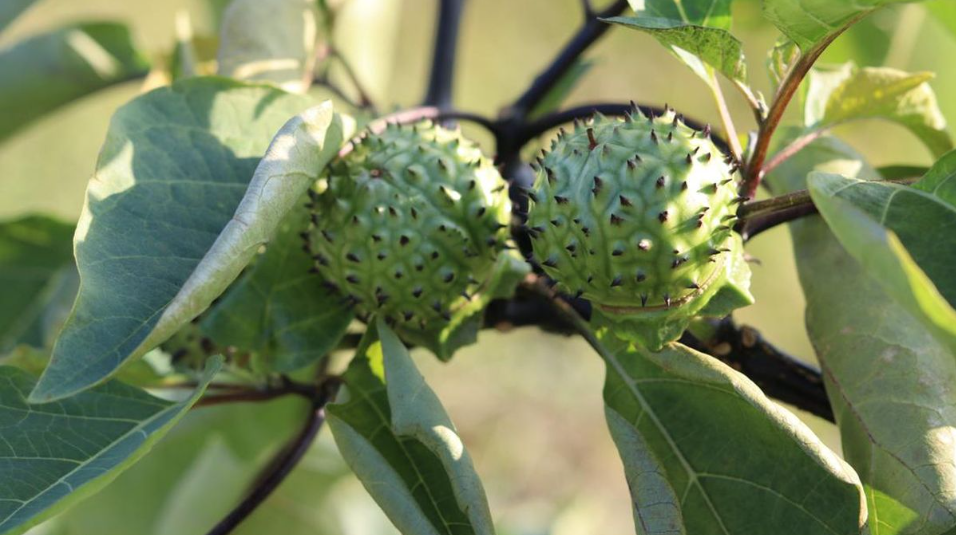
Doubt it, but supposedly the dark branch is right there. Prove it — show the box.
[519,277,833,421]
[680,319,832,422]
[423,0,466,109]
[505,0,629,117]
[204,381,338,535]
[737,176,920,241]
[193,377,318,409]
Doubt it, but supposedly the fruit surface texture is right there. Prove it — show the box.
[306,121,511,330]
[527,109,753,349]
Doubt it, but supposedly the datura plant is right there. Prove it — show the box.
[2,0,956,534]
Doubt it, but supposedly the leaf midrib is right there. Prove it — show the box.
[602,350,731,535]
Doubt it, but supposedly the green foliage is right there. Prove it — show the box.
[0,216,75,354]
[0,22,148,142]
[327,319,495,535]
[39,397,333,535]
[806,171,956,352]
[8,0,956,533]
[763,0,926,52]
[598,331,866,534]
[29,78,346,403]
[606,17,746,84]
[0,357,220,535]
[804,63,952,157]
[617,0,748,94]
[770,139,956,535]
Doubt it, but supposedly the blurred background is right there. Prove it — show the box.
[4,0,954,533]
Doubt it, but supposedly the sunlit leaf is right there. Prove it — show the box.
[804,63,951,157]
[770,137,956,534]
[626,0,732,29]
[0,216,75,355]
[0,22,148,142]
[606,16,746,83]
[597,331,866,534]
[807,172,956,352]
[217,0,318,93]
[29,78,350,402]
[0,356,221,535]
[327,318,495,535]
[762,0,926,52]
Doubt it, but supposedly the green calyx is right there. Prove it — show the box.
[305,120,511,330]
[527,108,754,350]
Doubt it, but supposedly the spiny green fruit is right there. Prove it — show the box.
[527,107,754,350]
[305,120,511,330]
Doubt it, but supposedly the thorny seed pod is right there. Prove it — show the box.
[305,120,512,331]
[526,109,754,350]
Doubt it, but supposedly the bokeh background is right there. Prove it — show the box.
[5,0,954,533]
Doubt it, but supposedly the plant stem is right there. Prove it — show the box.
[760,127,830,176]
[733,79,765,126]
[193,377,319,408]
[709,71,742,161]
[204,383,338,535]
[423,0,466,109]
[743,23,856,198]
[738,176,920,240]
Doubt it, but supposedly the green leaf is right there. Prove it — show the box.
[913,148,956,207]
[0,356,221,535]
[806,172,956,352]
[767,37,799,90]
[327,318,495,535]
[0,22,149,142]
[596,331,867,534]
[804,63,952,157]
[769,137,956,535]
[0,0,39,31]
[217,0,318,93]
[201,208,354,372]
[0,216,75,354]
[395,250,530,362]
[605,16,746,84]
[762,0,924,52]
[29,78,349,403]
[626,0,732,29]
[528,58,594,119]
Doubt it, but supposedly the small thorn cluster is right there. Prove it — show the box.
[526,106,753,349]
[304,120,511,330]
